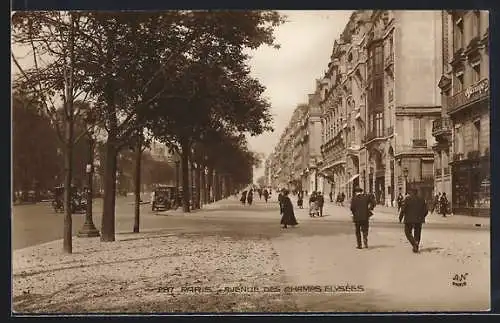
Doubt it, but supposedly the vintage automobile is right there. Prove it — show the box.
[52,185,87,214]
[151,185,177,212]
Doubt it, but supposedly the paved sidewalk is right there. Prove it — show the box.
[273,225,490,312]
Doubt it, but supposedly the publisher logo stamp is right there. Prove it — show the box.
[452,273,468,287]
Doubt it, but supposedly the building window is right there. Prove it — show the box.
[453,16,464,52]
[472,62,481,84]
[374,45,383,73]
[375,112,383,137]
[352,126,356,145]
[413,118,426,139]
[454,73,464,93]
[454,126,464,154]
[421,160,434,180]
[436,151,442,170]
[473,119,480,152]
[472,10,480,38]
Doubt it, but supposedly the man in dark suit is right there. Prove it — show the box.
[399,187,428,253]
[350,187,376,249]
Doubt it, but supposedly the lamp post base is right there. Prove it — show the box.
[77,222,100,237]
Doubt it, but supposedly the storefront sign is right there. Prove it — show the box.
[449,79,489,113]
[464,79,489,99]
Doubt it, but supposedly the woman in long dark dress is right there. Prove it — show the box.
[247,189,254,205]
[280,190,298,229]
[240,191,247,205]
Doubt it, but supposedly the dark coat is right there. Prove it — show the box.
[350,193,376,222]
[280,196,298,225]
[317,194,324,207]
[399,194,428,224]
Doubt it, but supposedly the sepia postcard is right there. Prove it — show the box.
[11,9,491,314]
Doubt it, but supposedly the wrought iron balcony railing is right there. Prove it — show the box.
[432,117,452,137]
[448,79,489,114]
[365,128,391,142]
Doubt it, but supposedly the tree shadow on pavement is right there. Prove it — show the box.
[13,252,179,278]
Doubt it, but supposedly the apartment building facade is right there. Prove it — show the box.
[433,10,489,216]
[316,10,443,206]
[265,91,322,194]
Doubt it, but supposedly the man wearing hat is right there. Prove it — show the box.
[399,187,428,253]
[350,186,376,249]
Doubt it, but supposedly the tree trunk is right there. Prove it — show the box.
[195,164,201,209]
[101,139,118,241]
[63,13,76,254]
[133,137,142,233]
[214,172,219,201]
[200,164,206,206]
[181,139,191,213]
[101,24,119,242]
[189,160,195,210]
[207,167,213,203]
[63,121,74,254]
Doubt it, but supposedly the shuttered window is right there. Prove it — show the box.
[422,160,434,179]
[413,118,426,139]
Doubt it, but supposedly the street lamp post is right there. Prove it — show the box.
[77,134,100,238]
[403,167,409,194]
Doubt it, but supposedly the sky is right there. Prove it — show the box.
[246,10,353,182]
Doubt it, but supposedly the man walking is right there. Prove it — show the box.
[439,192,449,217]
[397,191,404,213]
[350,187,376,249]
[399,188,428,253]
[263,189,269,203]
[317,191,325,217]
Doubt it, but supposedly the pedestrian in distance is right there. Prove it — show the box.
[297,191,304,209]
[309,191,319,217]
[399,187,428,253]
[278,189,285,214]
[280,189,298,229]
[258,188,262,200]
[431,192,441,214]
[439,192,449,217]
[397,191,404,213]
[350,187,376,249]
[329,191,333,203]
[240,190,247,205]
[247,189,253,205]
[263,189,269,203]
[340,192,346,207]
[317,191,325,217]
